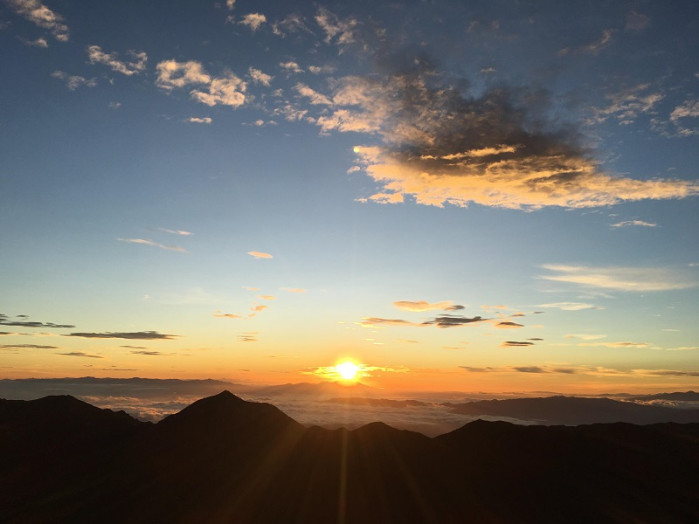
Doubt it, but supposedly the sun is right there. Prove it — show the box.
[335,360,360,381]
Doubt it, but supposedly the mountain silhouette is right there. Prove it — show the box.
[446,395,699,425]
[1,392,697,523]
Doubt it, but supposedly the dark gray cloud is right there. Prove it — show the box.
[501,341,535,347]
[58,352,103,358]
[514,366,545,373]
[422,315,487,328]
[0,314,74,329]
[495,321,524,328]
[528,337,544,341]
[121,345,147,349]
[460,366,497,373]
[445,304,465,311]
[1,344,58,349]
[130,350,163,356]
[68,331,176,340]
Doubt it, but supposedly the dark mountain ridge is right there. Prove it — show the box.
[446,394,699,425]
[1,392,697,523]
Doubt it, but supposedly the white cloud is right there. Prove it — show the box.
[248,67,272,86]
[186,117,212,124]
[21,36,48,47]
[158,228,194,236]
[156,60,210,90]
[87,45,147,76]
[190,73,246,107]
[6,0,69,41]
[51,70,96,90]
[610,220,657,228]
[537,302,600,311]
[540,264,696,292]
[225,0,235,10]
[239,13,266,32]
[117,238,186,253]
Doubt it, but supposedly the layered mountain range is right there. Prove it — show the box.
[1,392,697,523]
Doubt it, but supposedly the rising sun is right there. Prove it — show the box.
[335,360,360,381]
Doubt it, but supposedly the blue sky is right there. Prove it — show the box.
[1,0,697,393]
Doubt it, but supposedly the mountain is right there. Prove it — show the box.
[1,392,698,523]
[446,395,699,425]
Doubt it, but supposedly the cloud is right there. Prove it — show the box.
[213,312,242,319]
[118,238,186,252]
[566,334,606,341]
[58,352,103,358]
[247,251,273,259]
[513,366,544,373]
[248,67,272,86]
[21,36,48,47]
[668,99,699,136]
[315,7,357,46]
[0,344,57,349]
[239,332,257,342]
[495,321,523,328]
[0,314,74,329]
[592,84,664,126]
[279,61,303,74]
[51,71,96,90]
[359,317,419,328]
[300,53,698,209]
[250,304,267,313]
[540,264,696,291]
[281,287,306,293]
[158,228,193,236]
[295,83,333,105]
[537,302,600,311]
[501,341,535,347]
[68,331,176,340]
[225,0,235,10]
[186,117,212,124]
[610,220,657,228]
[6,0,69,41]
[239,13,266,32]
[155,60,246,108]
[579,341,651,349]
[130,350,163,356]
[423,315,487,328]
[625,11,650,32]
[86,45,147,76]
[258,295,276,300]
[393,300,454,312]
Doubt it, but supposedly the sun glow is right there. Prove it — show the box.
[335,360,360,381]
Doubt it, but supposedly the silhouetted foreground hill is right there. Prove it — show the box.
[1,392,697,523]
[446,395,699,425]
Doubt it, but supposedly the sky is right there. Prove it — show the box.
[1,0,698,395]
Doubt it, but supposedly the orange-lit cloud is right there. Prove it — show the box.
[393,300,454,312]
[247,251,273,259]
[281,287,306,293]
[213,311,242,319]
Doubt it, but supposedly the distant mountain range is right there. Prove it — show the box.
[1,392,697,523]
[446,395,699,425]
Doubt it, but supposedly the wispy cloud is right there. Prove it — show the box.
[6,0,69,41]
[1,344,58,349]
[20,36,48,47]
[68,331,176,340]
[157,228,194,236]
[423,315,488,328]
[247,251,273,259]
[610,219,657,228]
[501,340,535,347]
[213,311,242,319]
[495,321,523,329]
[281,287,306,293]
[86,45,147,76]
[118,238,186,252]
[315,7,357,46]
[537,302,600,311]
[58,352,103,358]
[0,314,74,329]
[279,61,303,74]
[51,71,96,90]
[393,300,454,312]
[540,264,696,291]
[559,29,613,56]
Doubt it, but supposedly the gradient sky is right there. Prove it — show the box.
[1,0,697,394]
